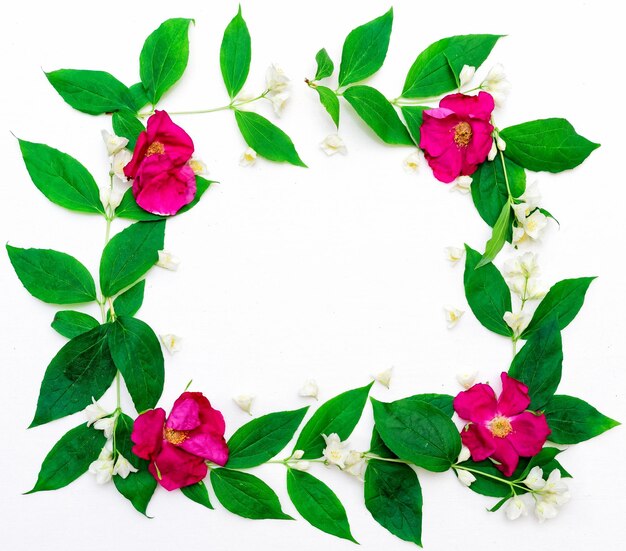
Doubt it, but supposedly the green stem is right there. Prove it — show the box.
[363,453,411,464]
[137,92,269,118]
[453,464,530,493]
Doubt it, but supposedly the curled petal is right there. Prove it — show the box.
[420,111,459,157]
[180,431,229,466]
[460,423,496,461]
[490,437,520,477]
[146,110,194,165]
[454,383,498,423]
[150,441,208,491]
[167,394,201,431]
[508,412,551,456]
[131,408,166,460]
[497,373,530,416]
[440,91,495,120]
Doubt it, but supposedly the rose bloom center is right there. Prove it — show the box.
[453,122,472,147]
[163,427,190,445]
[488,415,513,438]
[146,141,165,156]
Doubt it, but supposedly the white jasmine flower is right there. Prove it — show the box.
[108,179,125,211]
[521,210,548,240]
[523,466,546,491]
[160,334,182,354]
[444,305,465,328]
[89,444,114,484]
[344,450,366,479]
[444,246,465,265]
[456,469,476,487]
[505,496,528,520]
[239,147,257,167]
[534,498,559,522]
[292,450,305,460]
[496,135,507,151]
[269,91,289,116]
[459,65,476,87]
[520,181,541,211]
[541,469,571,506]
[503,311,531,338]
[526,278,549,301]
[111,149,132,181]
[93,416,116,439]
[457,445,471,463]
[403,151,420,172]
[298,380,319,400]
[287,450,311,471]
[512,224,527,246]
[101,130,128,156]
[481,64,511,107]
[84,398,108,427]
[488,140,498,161]
[451,175,472,194]
[512,202,531,223]
[320,134,347,156]
[503,252,544,298]
[266,64,290,95]
[157,250,180,271]
[456,370,478,389]
[374,368,393,389]
[233,394,255,415]
[112,454,138,479]
[322,433,350,469]
[189,157,208,175]
[99,185,112,212]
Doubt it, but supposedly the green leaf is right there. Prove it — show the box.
[402,34,502,98]
[112,110,145,150]
[18,140,104,214]
[500,118,600,172]
[51,310,99,339]
[45,69,135,115]
[517,447,563,481]
[7,245,97,304]
[476,202,511,268]
[544,395,619,444]
[508,318,562,410]
[463,245,512,336]
[27,424,106,493]
[108,316,164,412]
[369,427,395,458]
[287,469,356,543]
[472,156,526,228]
[293,382,373,459]
[227,407,308,469]
[343,85,413,145]
[140,18,193,105]
[400,105,429,145]
[522,277,596,338]
[181,481,213,509]
[220,6,251,98]
[129,83,150,111]
[364,459,422,546]
[112,280,145,318]
[211,468,292,520]
[314,48,334,80]
[115,175,212,220]
[234,110,306,167]
[315,86,340,127]
[372,396,461,472]
[458,458,528,498]
[31,325,116,427]
[338,8,393,86]
[408,393,455,417]
[99,221,165,297]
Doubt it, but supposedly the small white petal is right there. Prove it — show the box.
[291,460,311,471]
[456,370,478,390]
[234,394,255,415]
[374,368,393,389]
[160,334,182,354]
[505,496,528,520]
[298,380,319,399]
[459,65,476,88]
[266,64,290,95]
[113,454,138,479]
[84,397,108,427]
[239,147,257,167]
[451,175,472,194]
[320,134,347,156]
[522,210,548,240]
[503,311,531,338]
[456,469,476,486]
[157,250,180,271]
[111,149,132,181]
[101,130,129,156]
[534,498,559,522]
[444,246,465,265]
[269,91,290,116]
[189,157,208,175]
[496,135,507,151]
[444,305,465,328]
[403,151,421,173]
[322,433,349,469]
[93,416,116,439]
[457,445,471,463]
[292,450,305,460]
[488,140,498,161]
[523,466,546,491]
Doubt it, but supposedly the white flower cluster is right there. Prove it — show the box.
[100,130,132,212]
[322,433,366,480]
[511,182,549,245]
[265,63,290,116]
[84,399,137,484]
[505,466,570,522]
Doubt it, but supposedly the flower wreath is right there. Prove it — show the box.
[7,7,619,547]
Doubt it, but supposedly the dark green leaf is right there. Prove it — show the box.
[315,86,340,127]
[31,325,116,427]
[234,110,306,167]
[402,34,502,98]
[18,140,104,214]
[45,69,135,115]
[459,458,526,498]
[287,469,356,543]
[7,245,97,304]
[99,221,165,297]
[343,85,413,145]
[472,156,526,228]
[227,407,308,469]
[108,316,164,412]
[140,18,193,105]
[181,481,213,509]
[408,393,455,417]
[369,427,395,458]
[339,8,393,86]
[211,468,292,520]
[115,175,212,220]
[129,83,150,111]
[544,395,619,444]
[476,202,511,267]
[220,6,251,98]
[522,277,596,338]
[400,105,429,145]
[112,280,145,318]
[293,382,373,459]
[463,245,512,336]
[372,396,461,472]
[314,48,334,80]
[364,459,422,546]
[517,447,562,481]
[51,310,99,339]
[112,110,145,150]
[27,424,106,493]
[500,119,600,172]
[508,318,562,410]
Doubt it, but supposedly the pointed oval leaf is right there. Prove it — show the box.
[181,481,213,509]
[51,310,100,339]
[315,86,340,127]
[220,7,251,98]
[314,48,334,80]
[112,280,145,318]
[476,202,511,267]
[400,105,428,144]
[112,110,145,150]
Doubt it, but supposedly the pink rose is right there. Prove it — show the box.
[420,91,495,183]
[123,110,196,215]
[453,372,550,477]
[131,392,229,490]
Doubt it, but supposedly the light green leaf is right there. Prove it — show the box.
[220,6,251,98]
[314,48,334,80]
[476,202,511,267]
[315,86,340,127]
[112,110,145,150]
[51,311,99,339]
[181,481,213,509]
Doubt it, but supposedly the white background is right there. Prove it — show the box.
[1,0,624,549]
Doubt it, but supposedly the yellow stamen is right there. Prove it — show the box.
[163,427,189,445]
[488,416,513,438]
[146,141,165,156]
[453,122,472,147]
